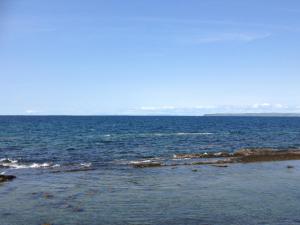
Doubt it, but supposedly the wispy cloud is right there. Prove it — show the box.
[186,32,271,44]
[128,16,300,32]
[250,103,288,109]
[126,103,300,115]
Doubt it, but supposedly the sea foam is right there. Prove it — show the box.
[0,158,54,169]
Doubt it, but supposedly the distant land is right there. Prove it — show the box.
[204,113,300,117]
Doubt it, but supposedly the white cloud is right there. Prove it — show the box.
[251,103,271,109]
[274,104,288,109]
[127,103,299,115]
[25,109,38,114]
[250,103,290,110]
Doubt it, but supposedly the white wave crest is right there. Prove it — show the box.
[0,158,58,169]
[151,132,213,136]
[80,162,92,167]
[1,158,94,172]
[129,160,152,165]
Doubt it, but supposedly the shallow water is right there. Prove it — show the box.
[1,116,300,224]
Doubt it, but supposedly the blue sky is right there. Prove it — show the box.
[1,0,300,115]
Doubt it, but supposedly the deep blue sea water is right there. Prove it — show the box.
[1,116,300,225]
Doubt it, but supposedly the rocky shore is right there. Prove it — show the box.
[2,149,300,179]
[132,148,300,168]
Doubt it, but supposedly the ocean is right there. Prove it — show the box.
[1,116,300,225]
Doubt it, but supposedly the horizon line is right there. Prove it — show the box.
[1,113,300,117]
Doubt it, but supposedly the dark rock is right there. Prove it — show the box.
[233,148,275,157]
[0,175,16,183]
[192,169,198,172]
[287,165,294,169]
[132,162,162,168]
[192,160,221,165]
[234,149,300,163]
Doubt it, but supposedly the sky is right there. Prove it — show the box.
[1,0,300,115]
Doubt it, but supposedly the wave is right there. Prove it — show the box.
[173,151,231,159]
[129,160,153,165]
[129,159,162,168]
[142,132,214,137]
[0,158,92,171]
[99,132,213,138]
[0,158,56,169]
[80,162,92,167]
[51,162,94,173]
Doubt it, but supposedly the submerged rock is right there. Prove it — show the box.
[233,148,277,157]
[0,175,16,183]
[43,192,54,199]
[132,161,162,168]
[212,164,229,168]
[233,149,300,163]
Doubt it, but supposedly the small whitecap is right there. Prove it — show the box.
[80,162,92,167]
[129,160,152,165]
[153,133,164,136]
[0,160,54,169]
[29,163,50,168]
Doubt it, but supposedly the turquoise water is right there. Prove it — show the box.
[1,116,300,224]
